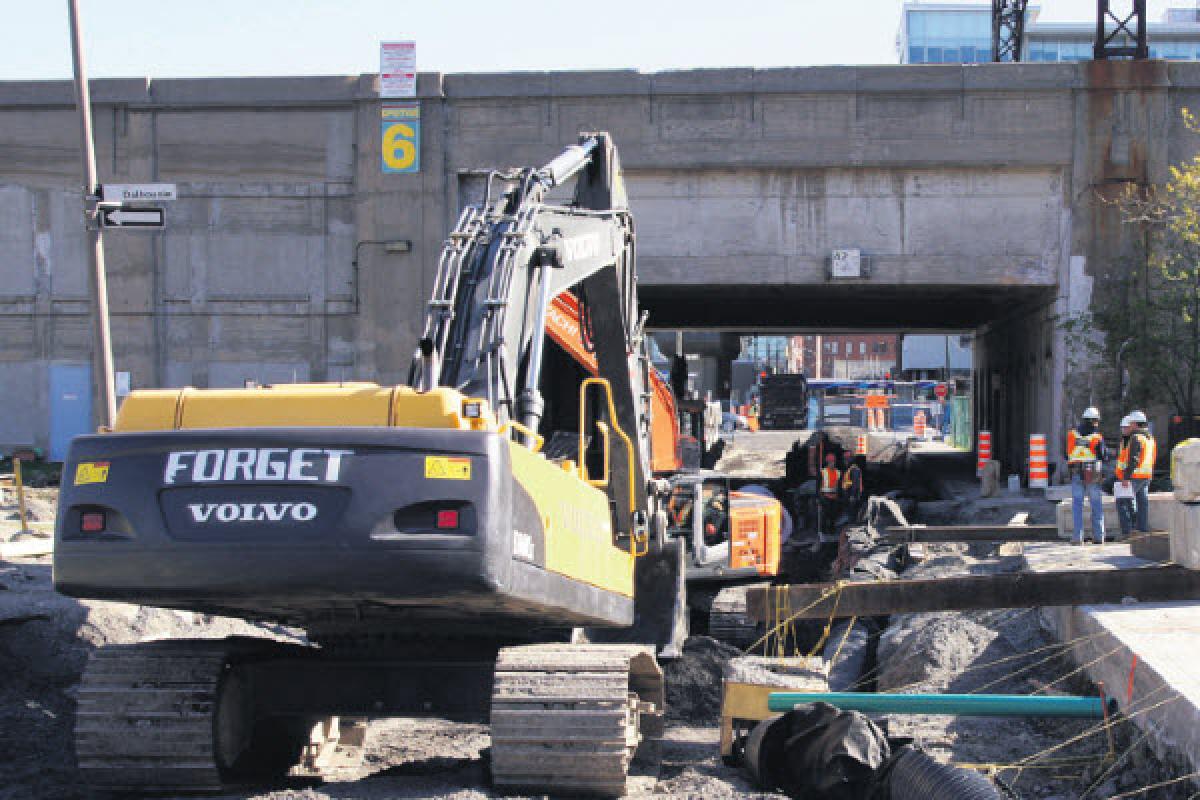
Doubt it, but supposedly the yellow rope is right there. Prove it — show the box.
[827,615,858,668]
[746,582,845,657]
[1079,727,1152,799]
[807,585,846,658]
[966,633,1111,695]
[1031,645,1124,695]
[880,629,1108,695]
[1107,771,1200,798]
[1012,684,1179,768]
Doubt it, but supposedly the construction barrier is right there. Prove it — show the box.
[1029,433,1049,488]
[913,411,926,439]
[856,434,868,456]
[977,430,992,476]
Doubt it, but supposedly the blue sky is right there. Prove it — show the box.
[2,0,1189,79]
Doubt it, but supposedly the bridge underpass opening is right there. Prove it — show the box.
[643,283,1060,474]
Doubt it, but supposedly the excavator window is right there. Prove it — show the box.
[701,481,729,546]
[666,484,695,532]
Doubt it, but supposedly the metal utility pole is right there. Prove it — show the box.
[68,0,117,428]
[1095,0,1148,60]
[992,0,1030,62]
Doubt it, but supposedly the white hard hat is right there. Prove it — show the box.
[1120,415,1133,427]
[1129,410,1148,424]
[1082,407,1101,420]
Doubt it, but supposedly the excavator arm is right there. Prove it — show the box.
[413,133,687,654]
[413,133,650,548]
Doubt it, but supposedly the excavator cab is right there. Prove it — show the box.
[666,475,782,579]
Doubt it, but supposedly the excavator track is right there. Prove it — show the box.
[74,638,367,793]
[709,585,766,650]
[75,640,231,792]
[490,643,664,797]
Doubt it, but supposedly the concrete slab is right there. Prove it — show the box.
[1054,492,1175,539]
[1023,542,1200,784]
[0,536,52,559]
[1130,531,1172,562]
[1172,503,1200,569]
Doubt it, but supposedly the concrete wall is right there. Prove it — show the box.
[3,64,1200,461]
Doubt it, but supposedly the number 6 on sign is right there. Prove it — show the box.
[381,105,420,173]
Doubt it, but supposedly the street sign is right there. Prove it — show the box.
[935,383,948,400]
[99,183,176,203]
[831,248,862,278]
[99,207,165,229]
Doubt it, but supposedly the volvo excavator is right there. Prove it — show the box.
[54,133,679,796]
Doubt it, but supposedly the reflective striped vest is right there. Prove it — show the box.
[820,467,840,496]
[1116,436,1132,480]
[1131,431,1156,480]
[1067,429,1103,463]
[842,465,861,493]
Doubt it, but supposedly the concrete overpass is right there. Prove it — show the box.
[0,61,1193,468]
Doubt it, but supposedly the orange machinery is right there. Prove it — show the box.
[545,291,682,474]
[728,490,782,576]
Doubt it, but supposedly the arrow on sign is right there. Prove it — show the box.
[100,207,165,229]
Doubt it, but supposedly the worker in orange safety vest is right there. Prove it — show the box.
[1115,415,1137,539]
[1123,410,1156,534]
[818,452,841,539]
[1067,406,1108,544]
[841,454,865,523]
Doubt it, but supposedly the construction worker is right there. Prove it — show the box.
[703,493,728,546]
[841,453,865,523]
[1067,406,1108,544]
[818,452,841,538]
[1115,415,1137,539]
[1128,410,1156,533]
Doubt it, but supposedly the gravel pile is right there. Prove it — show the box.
[663,636,742,723]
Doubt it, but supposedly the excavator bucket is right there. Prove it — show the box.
[588,538,688,659]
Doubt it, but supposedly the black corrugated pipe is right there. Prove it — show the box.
[886,745,1005,800]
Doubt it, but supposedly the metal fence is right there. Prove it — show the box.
[950,395,972,450]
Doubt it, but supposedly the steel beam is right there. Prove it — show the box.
[992,0,1030,62]
[883,524,1060,543]
[746,566,1200,622]
[1095,0,1148,60]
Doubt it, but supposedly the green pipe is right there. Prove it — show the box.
[767,692,1114,719]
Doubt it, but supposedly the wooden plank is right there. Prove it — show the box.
[883,524,1060,543]
[746,566,1200,622]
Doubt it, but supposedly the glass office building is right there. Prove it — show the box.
[898,3,1200,64]
[901,6,992,64]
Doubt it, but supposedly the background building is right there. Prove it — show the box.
[791,334,900,380]
[741,335,791,374]
[898,2,1200,64]
[899,334,973,380]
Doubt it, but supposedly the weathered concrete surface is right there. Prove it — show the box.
[1054,492,1176,539]
[1,64,1198,458]
[1024,542,1200,787]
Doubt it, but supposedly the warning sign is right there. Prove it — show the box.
[425,456,471,481]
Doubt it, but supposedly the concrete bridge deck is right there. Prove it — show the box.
[1,62,1197,467]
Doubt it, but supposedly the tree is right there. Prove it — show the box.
[1068,110,1200,422]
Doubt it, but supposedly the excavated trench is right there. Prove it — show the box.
[672,432,1189,797]
[1,452,1191,799]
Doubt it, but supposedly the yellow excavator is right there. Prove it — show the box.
[54,133,680,796]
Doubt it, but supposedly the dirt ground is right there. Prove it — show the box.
[1,475,1194,799]
[877,546,1188,798]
